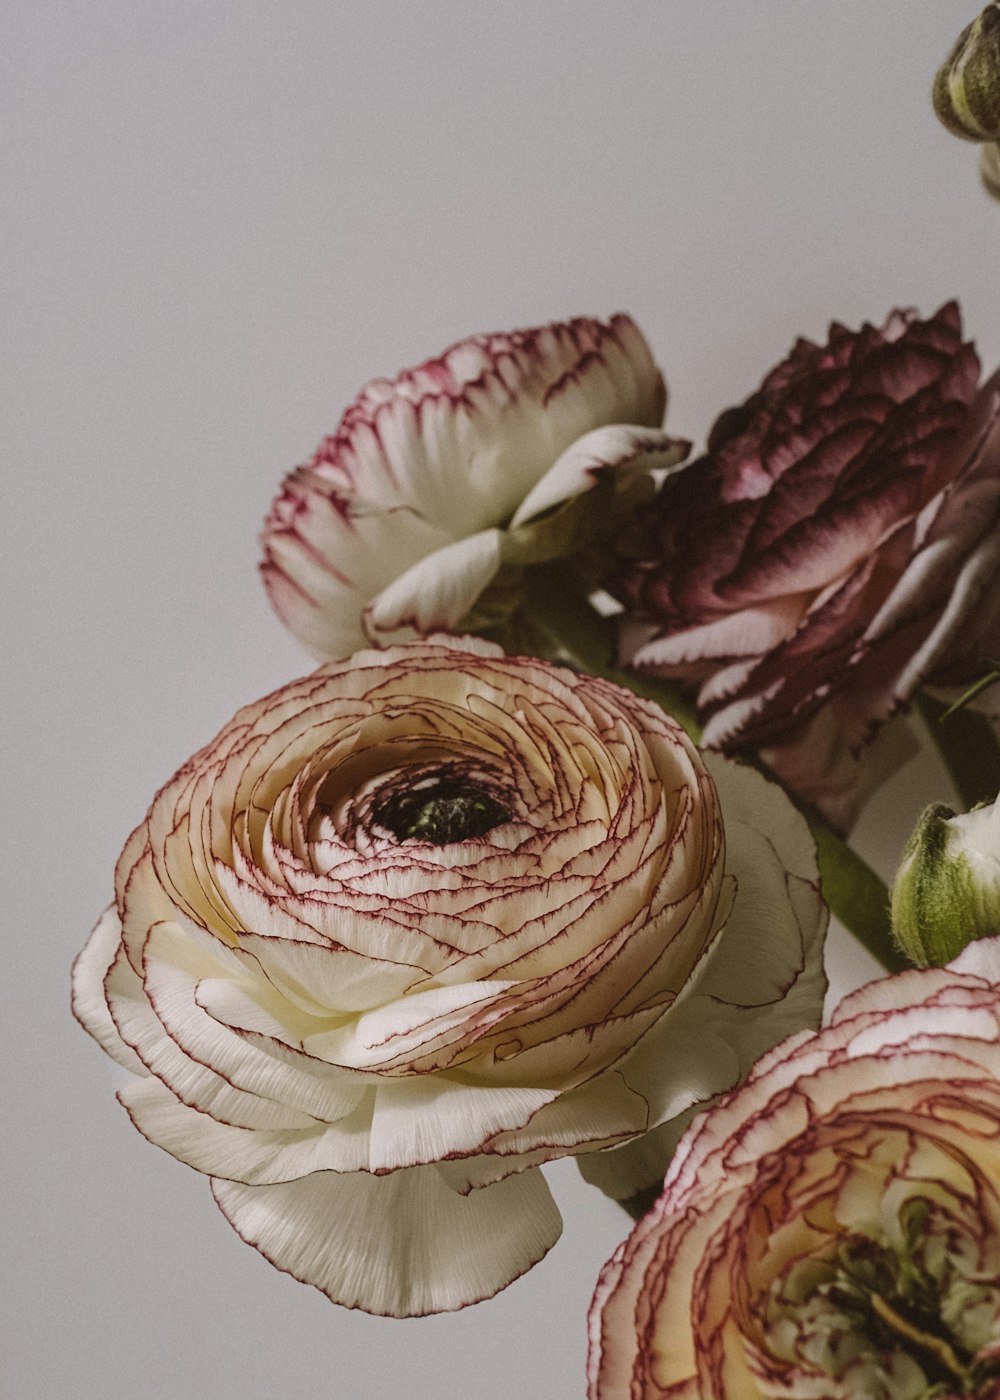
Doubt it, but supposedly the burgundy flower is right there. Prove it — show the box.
[611,303,1000,830]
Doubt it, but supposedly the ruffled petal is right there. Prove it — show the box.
[211,1161,562,1316]
[70,906,149,1076]
[578,755,827,1200]
[263,315,666,657]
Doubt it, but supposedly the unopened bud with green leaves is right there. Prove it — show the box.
[891,797,1000,966]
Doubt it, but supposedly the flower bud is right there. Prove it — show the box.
[891,796,1000,965]
[983,140,1000,199]
[933,2,1000,142]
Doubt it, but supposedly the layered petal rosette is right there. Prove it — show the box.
[261,315,686,660]
[611,303,1000,830]
[72,637,826,1316]
[588,939,1000,1399]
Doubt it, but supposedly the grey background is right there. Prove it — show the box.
[4,2,998,1397]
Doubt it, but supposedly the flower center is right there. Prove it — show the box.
[374,773,512,845]
[769,1205,1000,1397]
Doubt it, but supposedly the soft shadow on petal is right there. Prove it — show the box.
[577,756,827,1200]
[363,529,504,643]
[71,906,149,1077]
[211,1161,562,1317]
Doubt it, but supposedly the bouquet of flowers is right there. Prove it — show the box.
[71,7,1000,1395]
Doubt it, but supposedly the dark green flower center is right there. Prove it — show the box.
[780,1208,1000,1397]
[375,775,511,845]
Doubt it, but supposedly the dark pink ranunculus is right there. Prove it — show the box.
[611,304,1000,830]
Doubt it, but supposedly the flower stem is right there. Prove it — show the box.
[521,565,904,973]
[914,690,1000,812]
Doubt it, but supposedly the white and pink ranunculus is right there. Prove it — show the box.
[261,315,686,660]
[611,304,1000,831]
[72,637,826,1317]
[588,939,1000,1399]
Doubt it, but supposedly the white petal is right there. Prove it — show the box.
[508,425,685,529]
[143,932,367,1125]
[302,978,519,1071]
[367,1078,558,1172]
[71,905,149,1076]
[211,1161,562,1316]
[118,1075,373,1182]
[630,595,808,671]
[263,315,666,658]
[579,756,827,1200]
[363,529,504,643]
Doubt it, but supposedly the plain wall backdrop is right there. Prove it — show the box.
[4,3,998,1397]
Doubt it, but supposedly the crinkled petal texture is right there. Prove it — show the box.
[588,938,1000,1399]
[261,314,686,661]
[72,637,826,1316]
[613,304,1000,831]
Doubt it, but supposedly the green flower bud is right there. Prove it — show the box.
[891,798,1000,966]
[982,140,1000,199]
[933,2,1000,142]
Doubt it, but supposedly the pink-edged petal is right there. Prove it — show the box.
[233,929,426,1016]
[507,425,687,530]
[211,1160,562,1316]
[71,905,149,1076]
[108,925,321,1133]
[578,755,827,1200]
[118,1075,374,1182]
[435,1070,653,1194]
[366,1078,558,1172]
[301,978,519,1071]
[262,480,453,661]
[363,529,504,643]
[627,594,809,671]
[142,934,367,1126]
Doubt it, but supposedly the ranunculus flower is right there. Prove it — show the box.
[610,304,1000,830]
[261,315,686,661]
[72,636,826,1317]
[588,938,1000,1399]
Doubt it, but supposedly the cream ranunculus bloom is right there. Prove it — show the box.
[261,315,687,660]
[73,637,826,1317]
[588,940,1000,1399]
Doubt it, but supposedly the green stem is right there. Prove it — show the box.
[522,565,904,973]
[804,813,907,973]
[914,691,1000,813]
